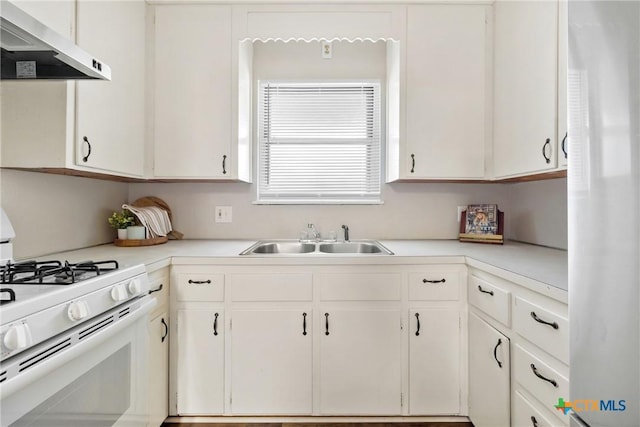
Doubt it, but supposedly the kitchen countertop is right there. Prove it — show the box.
[36,239,567,297]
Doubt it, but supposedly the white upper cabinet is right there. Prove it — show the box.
[153,5,240,180]
[493,0,559,178]
[400,5,488,180]
[76,0,146,177]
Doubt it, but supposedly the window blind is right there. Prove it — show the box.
[258,81,381,203]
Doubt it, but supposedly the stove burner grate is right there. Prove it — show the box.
[0,260,119,285]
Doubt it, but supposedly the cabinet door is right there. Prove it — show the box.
[468,312,510,427]
[230,310,312,414]
[493,0,558,178]
[176,309,224,415]
[319,309,402,415]
[404,5,487,179]
[76,0,145,176]
[409,309,461,415]
[153,5,232,179]
[557,0,568,169]
[148,312,169,427]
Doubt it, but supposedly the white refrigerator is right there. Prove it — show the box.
[568,1,640,426]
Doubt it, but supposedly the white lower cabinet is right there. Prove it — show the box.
[176,309,224,415]
[319,309,402,415]
[468,311,511,427]
[230,309,312,414]
[513,390,558,427]
[409,309,461,415]
[148,311,169,427]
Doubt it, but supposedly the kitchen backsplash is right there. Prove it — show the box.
[1,169,567,259]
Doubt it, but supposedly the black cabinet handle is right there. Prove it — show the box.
[530,311,559,330]
[410,154,415,173]
[149,283,163,294]
[531,416,538,427]
[415,312,420,336]
[423,278,446,284]
[561,132,568,159]
[213,312,219,336]
[161,318,168,343]
[324,313,330,336]
[493,338,503,368]
[82,136,92,162]
[302,312,307,336]
[478,285,494,296]
[542,138,551,164]
[530,363,558,387]
[188,279,211,284]
[222,155,227,175]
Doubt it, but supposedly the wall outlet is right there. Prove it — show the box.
[215,206,232,223]
[457,206,467,222]
[322,41,332,59]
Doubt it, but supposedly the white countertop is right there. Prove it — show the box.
[35,239,567,295]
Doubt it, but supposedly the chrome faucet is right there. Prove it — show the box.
[307,223,320,241]
[341,224,350,242]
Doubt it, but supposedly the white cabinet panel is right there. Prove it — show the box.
[176,309,224,415]
[76,0,145,176]
[493,0,559,178]
[230,310,312,414]
[319,309,402,415]
[153,5,232,179]
[403,5,487,179]
[409,309,461,415]
[469,312,510,427]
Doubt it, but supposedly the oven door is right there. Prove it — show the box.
[0,296,155,427]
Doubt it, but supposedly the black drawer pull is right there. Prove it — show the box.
[188,279,211,284]
[324,313,330,336]
[531,416,538,427]
[530,363,558,387]
[410,154,415,173]
[415,312,420,336]
[82,136,92,162]
[423,278,446,284]
[561,132,568,159]
[302,312,307,336]
[161,318,169,343]
[493,338,503,368]
[213,312,219,336]
[149,283,163,294]
[478,285,494,296]
[530,311,559,329]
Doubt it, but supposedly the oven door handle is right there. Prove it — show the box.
[0,296,156,399]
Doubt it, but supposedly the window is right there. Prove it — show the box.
[257,81,382,204]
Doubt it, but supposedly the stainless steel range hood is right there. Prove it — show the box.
[0,0,110,80]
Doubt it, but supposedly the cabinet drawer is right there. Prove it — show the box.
[514,296,569,363]
[409,270,460,301]
[468,275,511,326]
[230,274,312,301]
[513,390,564,427]
[514,345,569,423]
[148,274,169,315]
[175,274,224,301]
[319,273,401,301]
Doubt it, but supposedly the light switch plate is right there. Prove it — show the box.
[215,206,232,223]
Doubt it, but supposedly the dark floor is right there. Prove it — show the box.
[162,423,473,427]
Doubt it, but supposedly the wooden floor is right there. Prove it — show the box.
[162,423,473,427]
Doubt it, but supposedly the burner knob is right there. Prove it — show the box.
[111,284,128,302]
[67,301,90,322]
[128,278,142,295]
[3,323,32,351]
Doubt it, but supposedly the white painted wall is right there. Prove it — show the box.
[0,170,129,258]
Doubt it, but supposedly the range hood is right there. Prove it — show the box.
[0,0,110,80]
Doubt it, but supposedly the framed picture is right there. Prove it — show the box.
[459,204,504,244]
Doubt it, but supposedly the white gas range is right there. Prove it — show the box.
[0,209,155,426]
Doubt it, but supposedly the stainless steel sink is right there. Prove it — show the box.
[318,241,393,255]
[240,240,393,255]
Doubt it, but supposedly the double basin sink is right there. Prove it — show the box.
[240,240,394,255]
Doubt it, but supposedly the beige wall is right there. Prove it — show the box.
[0,169,129,258]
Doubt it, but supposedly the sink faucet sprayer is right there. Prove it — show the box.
[342,225,350,242]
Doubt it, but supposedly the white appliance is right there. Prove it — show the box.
[568,1,639,426]
[0,0,111,80]
[0,214,154,426]
[0,208,15,265]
